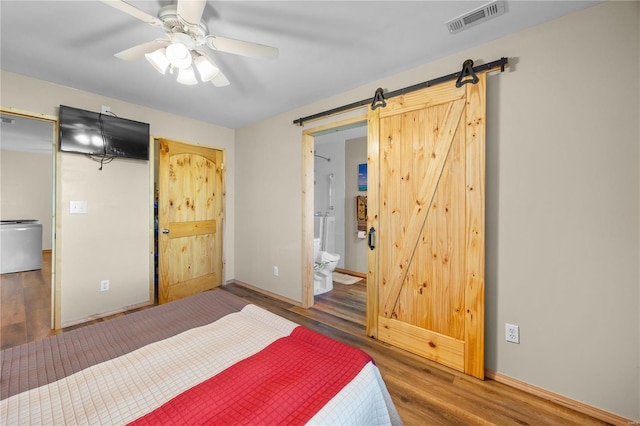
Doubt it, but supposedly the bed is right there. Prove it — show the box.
[1,289,402,425]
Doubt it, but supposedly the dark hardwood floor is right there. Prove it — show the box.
[1,252,59,348]
[1,257,611,425]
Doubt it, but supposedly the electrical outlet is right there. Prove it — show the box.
[505,323,520,343]
[273,266,279,277]
[100,280,109,292]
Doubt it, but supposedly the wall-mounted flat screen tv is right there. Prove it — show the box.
[59,105,150,160]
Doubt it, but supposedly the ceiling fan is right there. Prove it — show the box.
[102,0,279,87]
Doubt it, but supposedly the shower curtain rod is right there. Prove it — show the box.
[293,57,508,127]
[314,154,330,162]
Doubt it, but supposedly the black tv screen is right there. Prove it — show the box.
[59,105,150,160]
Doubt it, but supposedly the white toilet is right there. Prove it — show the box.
[314,238,340,295]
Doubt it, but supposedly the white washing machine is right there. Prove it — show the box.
[0,220,43,274]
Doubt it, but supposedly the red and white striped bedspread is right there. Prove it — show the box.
[1,303,401,425]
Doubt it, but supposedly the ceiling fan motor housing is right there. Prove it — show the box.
[159,5,208,47]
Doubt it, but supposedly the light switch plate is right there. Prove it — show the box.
[70,201,88,214]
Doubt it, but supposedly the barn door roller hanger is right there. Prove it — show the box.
[293,57,508,125]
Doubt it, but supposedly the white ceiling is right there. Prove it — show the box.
[1,1,600,132]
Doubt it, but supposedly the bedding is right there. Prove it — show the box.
[1,289,401,425]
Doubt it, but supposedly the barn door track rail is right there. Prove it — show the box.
[293,57,508,126]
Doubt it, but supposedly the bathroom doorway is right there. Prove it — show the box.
[314,126,367,276]
[301,116,367,308]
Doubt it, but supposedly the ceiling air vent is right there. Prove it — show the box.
[446,0,506,34]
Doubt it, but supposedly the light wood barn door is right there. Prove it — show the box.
[367,74,486,379]
[158,139,224,304]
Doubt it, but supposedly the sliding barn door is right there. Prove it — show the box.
[367,75,486,378]
[158,139,224,304]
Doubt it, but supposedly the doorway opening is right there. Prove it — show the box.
[0,108,58,332]
[301,116,367,308]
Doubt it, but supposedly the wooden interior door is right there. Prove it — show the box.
[366,74,486,379]
[158,139,224,304]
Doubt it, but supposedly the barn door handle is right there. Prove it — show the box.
[368,227,376,250]
[162,229,169,234]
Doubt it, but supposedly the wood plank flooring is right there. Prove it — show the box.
[1,259,612,425]
[0,252,59,348]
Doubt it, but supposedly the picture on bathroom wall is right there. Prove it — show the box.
[358,163,367,191]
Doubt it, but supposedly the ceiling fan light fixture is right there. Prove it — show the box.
[177,65,198,85]
[194,55,219,82]
[109,0,282,90]
[145,48,170,74]
[166,42,192,69]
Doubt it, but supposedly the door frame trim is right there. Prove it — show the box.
[301,115,367,308]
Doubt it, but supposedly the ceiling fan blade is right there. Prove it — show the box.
[205,36,279,59]
[177,0,206,26]
[101,0,162,26]
[211,71,230,88]
[115,39,170,61]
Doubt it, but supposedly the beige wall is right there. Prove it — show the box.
[58,153,150,322]
[1,71,235,325]
[0,150,53,250]
[235,2,639,421]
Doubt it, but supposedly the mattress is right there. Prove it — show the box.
[1,289,401,425]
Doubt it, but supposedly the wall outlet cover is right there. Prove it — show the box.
[505,323,520,344]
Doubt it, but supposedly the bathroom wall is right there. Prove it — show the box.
[344,136,367,273]
[313,138,345,267]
